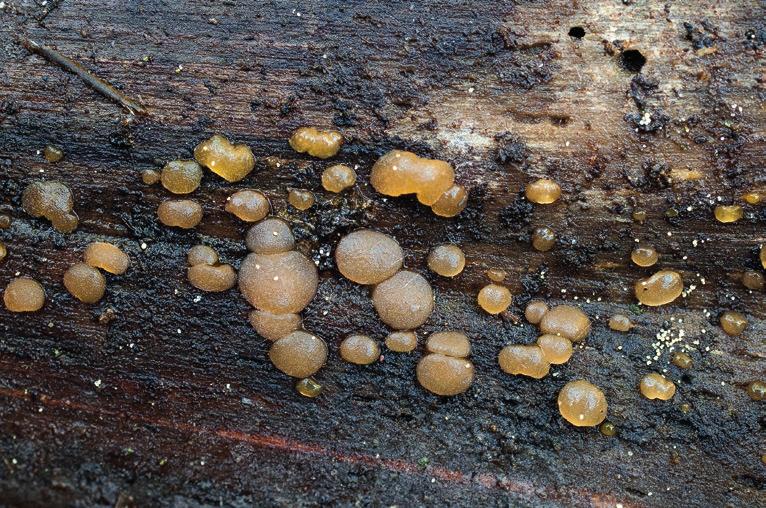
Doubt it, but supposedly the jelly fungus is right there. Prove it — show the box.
[188,263,237,292]
[532,226,556,252]
[269,331,328,378]
[3,277,45,312]
[426,331,470,358]
[246,218,295,254]
[22,180,78,233]
[63,263,106,304]
[524,300,549,324]
[43,145,64,162]
[608,314,634,332]
[599,422,617,437]
[634,270,683,306]
[760,246,766,269]
[631,245,659,267]
[239,250,318,313]
[498,345,550,378]
[741,270,764,291]
[249,310,302,341]
[477,284,512,314]
[416,354,474,396]
[194,134,255,182]
[321,164,356,193]
[289,127,343,159]
[640,372,676,400]
[187,245,218,266]
[296,378,322,398]
[632,210,647,224]
[431,184,468,217]
[226,190,270,222]
[486,269,507,283]
[525,178,561,205]
[335,230,403,285]
[557,380,608,427]
[0,242,6,263]
[385,331,417,352]
[372,271,434,330]
[720,311,747,336]
[370,150,454,206]
[288,189,315,211]
[536,334,573,364]
[157,200,203,229]
[539,305,591,342]
[713,205,743,223]
[746,381,765,401]
[84,242,130,275]
[671,352,693,369]
[161,160,202,194]
[427,244,465,277]
[340,335,380,365]
[742,191,762,205]
[141,169,160,185]
[0,214,10,229]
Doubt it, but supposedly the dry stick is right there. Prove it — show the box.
[20,38,147,116]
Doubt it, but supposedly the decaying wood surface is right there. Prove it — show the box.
[0,1,764,506]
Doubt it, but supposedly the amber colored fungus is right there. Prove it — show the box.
[486,269,507,283]
[498,345,550,378]
[321,164,356,193]
[761,246,766,269]
[22,180,79,233]
[141,169,160,185]
[288,189,315,211]
[225,190,270,222]
[0,242,6,263]
[239,250,319,313]
[0,214,10,229]
[477,284,512,314]
[289,127,343,159]
[634,270,683,306]
[194,134,255,182]
[539,305,591,342]
[370,150,454,206]
[640,372,676,400]
[599,422,617,437]
[335,230,403,285]
[3,277,45,312]
[608,314,634,332]
[372,271,434,330]
[187,245,219,266]
[84,242,130,275]
[746,381,765,401]
[671,352,693,369]
[742,192,762,205]
[188,264,237,292]
[63,263,106,304]
[536,334,573,364]
[249,310,302,341]
[416,354,474,396]
[431,184,468,217]
[524,300,549,324]
[720,311,747,336]
[245,218,295,254]
[741,270,764,291]
[427,244,465,277]
[269,331,327,378]
[525,178,561,205]
[426,331,470,358]
[557,380,608,427]
[43,145,64,162]
[340,335,380,365]
[632,210,647,224]
[631,245,659,267]
[157,200,203,229]
[531,226,556,252]
[159,160,202,195]
[385,331,417,353]
[713,204,743,223]
[296,378,322,398]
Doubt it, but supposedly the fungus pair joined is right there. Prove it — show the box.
[64,242,130,304]
[417,331,474,396]
[22,180,78,233]
[186,245,237,292]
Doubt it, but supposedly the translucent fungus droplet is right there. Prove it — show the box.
[288,189,315,211]
[431,184,468,217]
[84,242,130,275]
[188,264,237,292]
[157,200,203,229]
[0,242,6,263]
[608,314,634,332]
[296,377,322,398]
[599,421,617,437]
[372,271,434,330]
[22,180,79,233]
[416,354,474,396]
[631,245,659,267]
[634,270,683,306]
[720,311,747,336]
[335,230,403,285]
[141,169,160,185]
[742,191,762,205]
[370,150,455,206]
[539,305,591,342]
[269,331,328,378]
[289,127,343,159]
[741,270,764,291]
[187,245,219,266]
[640,372,676,400]
[426,331,470,358]
[525,178,561,205]
[225,190,270,222]
[746,380,765,401]
[249,310,302,341]
[3,277,45,312]
[671,352,693,369]
[0,214,10,229]
[160,160,203,194]
[194,134,255,182]
[427,244,465,277]
[385,331,417,352]
[43,145,64,162]
[498,345,550,378]
[340,334,380,365]
[63,263,106,304]
[536,334,573,364]
[245,218,295,254]
[761,246,766,269]
[557,380,608,427]
[239,251,318,313]
[531,226,556,252]
[486,269,507,283]
[477,284,512,314]
[713,205,743,223]
[321,164,356,193]
[524,300,549,324]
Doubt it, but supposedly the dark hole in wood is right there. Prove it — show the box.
[620,49,646,73]
[568,26,586,38]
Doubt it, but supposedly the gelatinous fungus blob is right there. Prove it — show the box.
[632,210,647,223]
[194,134,255,182]
[640,372,676,400]
[246,218,295,254]
[741,270,764,291]
[289,127,343,159]
[321,164,356,193]
[608,314,634,332]
[671,352,693,369]
[720,310,747,336]
[416,354,474,396]
[498,345,550,378]
[631,245,659,267]
[84,242,130,275]
[372,271,434,330]
[296,377,322,398]
[161,160,203,194]
[761,246,766,269]
[335,230,403,285]
[742,191,762,205]
[557,380,608,427]
[269,331,328,378]
[249,310,302,341]
[634,270,683,306]
[431,184,468,217]
[340,334,380,365]
[426,331,470,358]
[539,305,591,342]
[188,263,237,292]
[477,284,512,314]
[43,145,64,162]
[536,334,573,364]
[525,178,561,205]
[0,242,6,263]
[157,200,203,229]
[532,226,556,252]
[370,150,455,206]
[746,380,765,401]
[288,189,315,211]
[22,180,79,233]
[225,190,270,222]
[141,169,160,185]
[486,269,507,282]
[427,244,465,277]
[239,250,319,314]
[187,245,218,266]
[524,300,549,324]
[599,421,617,437]
[3,277,45,312]
[63,263,106,303]
[385,331,417,352]
[0,214,10,229]
[713,205,743,223]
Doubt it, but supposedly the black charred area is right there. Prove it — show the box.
[0,1,765,507]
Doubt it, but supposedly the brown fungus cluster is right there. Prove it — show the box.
[63,241,130,304]
[289,127,343,159]
[417,331,474,396]
[22,180,79,233]
[194,134,255,182]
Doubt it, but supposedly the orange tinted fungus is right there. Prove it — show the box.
[631,245,659,267]
[477,284,512,314]
[321,164,356,193]
[431,184,468,217]
[3,277,45,312]
[372,271,434,330]
[188,263,237,292]
[524,300,549,324]
[486,269,507,283]
[63,263,106,304]
[720,311,747,336]
[427,244,465,277]
[370,150,455,206]
[425,331,470,358]
[741,270,764,291]
[269,331,328,378]
[22,180,79,233]
[245,218,295,254]
[187,245,218,266]
[225,190,270,222]
[498,345,550,379]
[161,160,203,194]
[539,305,591,342]
[289,127,343,159]
[640,373,676,400]
[43,145,64,162]
[249,310,302,341]
[339,335,380,365]
[531,226,556,252]
[635,270,683,306]
[385,331,418,352]
[157,200,203,229]
[0,242,6,263]
[141,169,160,185]
[335,230,403,285]
[608,314,634,332]
[194,134,255,182]
[238,250,318,313]
[713,205,743,223]
[288,189,315,211]
[558,380,608,427]
[84,242,130,275]
[416,354,474,396]
[536,334,573,364]
[525,178,561,205]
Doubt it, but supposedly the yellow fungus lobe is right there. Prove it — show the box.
[157,200,203,229]
[713,204,743,223]
[524,300,548,324]
[557,380,608,427]
[188,264,237,292]
[536,334,573,364]
[720,311,747,336]
[372,270,434,330]
[498,345,550,378]
[340,335,380,365]
[225,190,270,222]
[640,372,676,400]
[296,378,322,398]
[746,380,765,401]
[427,244,465,277]
[539,305,591,342]
[84,242,130,275]
[0,242,6,263]
[22,180,79,233]
[239,251,318,314]
[631,245,659,267]
[245,218,295,254]
[3,277,45,312]
[249,310,302,341]
[741,270,764,291]
[486,269,507,283]
[161,160,203,194]
[269,331,328,378]
[289,127,343,159]
[634,270,683,306]
[426,331,470,358]
[477,284,512,314]
[431,184,468,217]
[321,164,356,193]
[742,191,762,205]
[761,246,766,269]
[43,145,64,162]
[335,230,403,285]
[370,150,455,206]
[194,134,255,182]
[671,352,693,369]
[63,263,106,304]
[141,169,160,185]
[385,331,417,352]
[608,314,634,332]
[288,189,315,211]
[416,354,474,396]
[531,226,556,252]
[525,178,561,205]
[187,245,218,266]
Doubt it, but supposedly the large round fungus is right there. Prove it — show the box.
[477,284,512,314]
[558,380,608,427]
[84,242,130,275]
[536,334,573,364]
[525,178,561,205]
[340,335,380,365]
[426,331,470,358]
[416,354,474,396]
[225,190,270,222]
[188,264,237,292]
[539,305,591,342]
[161,160,202,194]
[321,164,356,193]
[289,127,343,159]
[157,200,203,229]
[249,310,302,341]
[269,331,328,378]
[194,134,255,182]
[335,230,403,285]
[239,251,318,313]
[3,277,45,312]
[498,345,550,379]
[640,373,676,400]
[427,244,465,277]
[372,271,433,330]
[370,150,455,206]
[63,263,106,303]
[22,180,78,233]
[385,331,417,352]
[246,218,295,254]
[635,270,683,306]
